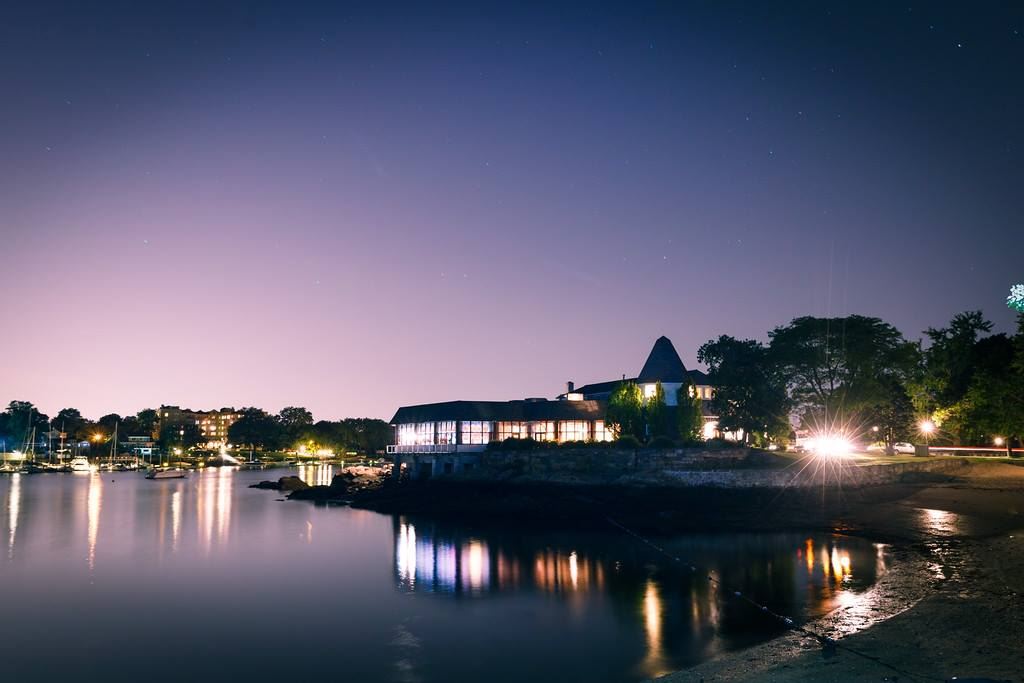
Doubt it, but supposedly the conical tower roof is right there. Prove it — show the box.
[636,336,688,383]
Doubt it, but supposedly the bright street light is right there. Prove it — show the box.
[994,436,1005,447]
[919,420,935,435]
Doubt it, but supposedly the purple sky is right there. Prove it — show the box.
[2,2,1022,421]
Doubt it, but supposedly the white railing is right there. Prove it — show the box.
[386,444,458,455]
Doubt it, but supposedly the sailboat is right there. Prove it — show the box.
[20,426,49,473]
[146,432,186,479]
[100,422,119,471]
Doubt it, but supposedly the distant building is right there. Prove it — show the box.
[388,336,730,454]
[123,435,157,458]
[158,405,239,448]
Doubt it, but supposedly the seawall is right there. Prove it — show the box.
[467,447,971,488]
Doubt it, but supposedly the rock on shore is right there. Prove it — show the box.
[248,475,309,492]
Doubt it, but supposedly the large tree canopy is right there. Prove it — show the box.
[768,315,919,427]
[228,408,286,450]
[698,335,790,445]
[278,406,314,440]
[960,315,1024,455]
[916,310,993,413]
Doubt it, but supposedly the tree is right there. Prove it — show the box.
[606,381,644,441]
[915,311,993,415]
[158,421,202,452]
[699,336,790,446]
[912,311,1017,445]
[676,383,703,445]
[644,381,669,441]
[53,408,89,441]
[278,406,314,440]
[343,418,391,454]
[2,401,50,445]
[135,408,160,436]
[228,408,285,451]
[768,316,918,431]
[961,315,1024,456]
[865,379,916,454]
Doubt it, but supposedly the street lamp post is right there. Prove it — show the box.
[916,420,935,457]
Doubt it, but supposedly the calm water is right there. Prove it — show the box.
[0,467,886,683]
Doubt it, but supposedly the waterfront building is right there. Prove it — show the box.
[158,405,239,448]
[123,435,157,458]
[388,336,727,456]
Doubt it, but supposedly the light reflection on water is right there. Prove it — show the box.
[392,517,884,680]
[0,471,886,683]
[296,463,335,486]
[86,473,102,570]
[7,472,20,557]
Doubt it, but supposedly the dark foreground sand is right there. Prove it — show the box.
[655,461,1024,683]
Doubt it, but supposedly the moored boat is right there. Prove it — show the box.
[146,468,187,480]
[68,456,92,473]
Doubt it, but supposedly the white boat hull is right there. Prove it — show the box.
[146,469,186,480]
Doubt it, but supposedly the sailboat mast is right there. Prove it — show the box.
[110,422,118,467]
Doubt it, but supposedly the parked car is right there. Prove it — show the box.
[867,442,915,454]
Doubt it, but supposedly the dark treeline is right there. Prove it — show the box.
[603,311,1024,455]
[225,406,390,454]
[698,311,1024,454]
[0,403,390,455]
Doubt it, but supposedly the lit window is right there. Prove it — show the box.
[436,421,456,445]
[642,384,657,400]
[529,421,555,442]
[496,421,529,441]
[460,421,492,445]
[397,422,437,445]
[558,421,589,443]
[594,420,615,442]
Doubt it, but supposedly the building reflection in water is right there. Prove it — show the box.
[395,517,618,597]
[297,464,334,487]
[7,472,21,557]
[87,473,102,570]
[171,489,182,551]
[392,518,884,676]
[197,467,234,551]
[798,537,853,590]
[640,579,670,678]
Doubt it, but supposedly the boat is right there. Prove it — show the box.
[146,468,187,480]
[68,456,92,473]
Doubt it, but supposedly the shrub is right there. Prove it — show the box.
[615,434,641,449]
[647,435,675,449]
[499,437,541,451]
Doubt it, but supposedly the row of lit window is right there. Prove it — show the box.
[397,420,616,446]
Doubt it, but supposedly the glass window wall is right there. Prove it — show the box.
[530,421,555,442]
[558,420,590,443]
[461,421,492,445]
[496,421,529,441]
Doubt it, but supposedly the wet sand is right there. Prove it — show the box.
[656,461,1024,682]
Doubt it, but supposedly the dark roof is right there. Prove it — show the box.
[571,379,630,398]
[636,336,688,383]
[568,369,712,400]
[688,369,710,384]
[390,399,607,425]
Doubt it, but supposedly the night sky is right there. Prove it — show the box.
[2,1,1022,420]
